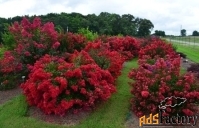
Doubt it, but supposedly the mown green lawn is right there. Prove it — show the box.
[168,41,199,63]
[172,43,199,63]
[0,59,138,128]
[161,39,198,63]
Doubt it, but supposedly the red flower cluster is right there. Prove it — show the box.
[0,51,22,73]
[9,17,59,65]
[84,41,125,78]
[58,32,87,53]
[139,38,176,59]
[21,54,116,115]
[107,36,140,60]
[129,38,199,117]
[0,51,22,90]
[69,50,96,66]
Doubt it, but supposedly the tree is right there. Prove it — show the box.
[0,17,8,43]
[154,30,165,37]
[87,14,99,33]
[0,12,154,37]
[137,18,154,37]
[119,14,137,36]
[98,12,113,35]
[1,23,16,49]
[192,30,199,36]
[181,29,186,36]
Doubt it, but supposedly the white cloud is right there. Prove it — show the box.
[0,0,36,17]
[0,0,199,35]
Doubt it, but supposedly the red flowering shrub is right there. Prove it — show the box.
[69,50,96,66]
[129,57,199,117]
[21,54,116,116]
[95,35,110,43]
[107,36,140,60]
[8,17,59,65]
[84,41,125,78]
[58,32,87,53]
[139,38,176,60]
[139,36,159,48]
[129,38,199,118]
[0,51,22,90]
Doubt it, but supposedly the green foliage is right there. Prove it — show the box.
[154,30,165,37]
[0,47,6,58]
[1,23,16,50]
[0,73,20,90]
[137,18,154,37]
[55,25,64,33]
[117,33,123,37]
[192,30,199,36]
[0,12,154,37]
[88,49,110,69]
[171,44,178,52]
[78,28,98,41]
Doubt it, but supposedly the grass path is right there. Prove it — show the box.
[0,59,138,128]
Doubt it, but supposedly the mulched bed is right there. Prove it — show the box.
[180,58,195,70]
[0,86,22,105]
[27,107,92,126]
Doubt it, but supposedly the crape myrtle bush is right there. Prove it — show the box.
[138,36,156,48]
[21,53,116,115]
[9,17,60,66]
[129,39,199,118]
[93,34,140,60]
[106,36,140,60]
[0,51,23,90]
[95,35,110,43]
[1,17,88,88]
[139,38,176,60]
[84,41,125,79]
[57,32,87,53]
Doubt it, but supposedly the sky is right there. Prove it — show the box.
[0,0,199,36]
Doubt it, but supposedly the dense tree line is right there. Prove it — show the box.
[0,12,154,42]
[153,30,165,37]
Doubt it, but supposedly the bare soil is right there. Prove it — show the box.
[27,107,92,126]
[0,86,22,105]
[180,58,195,70]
